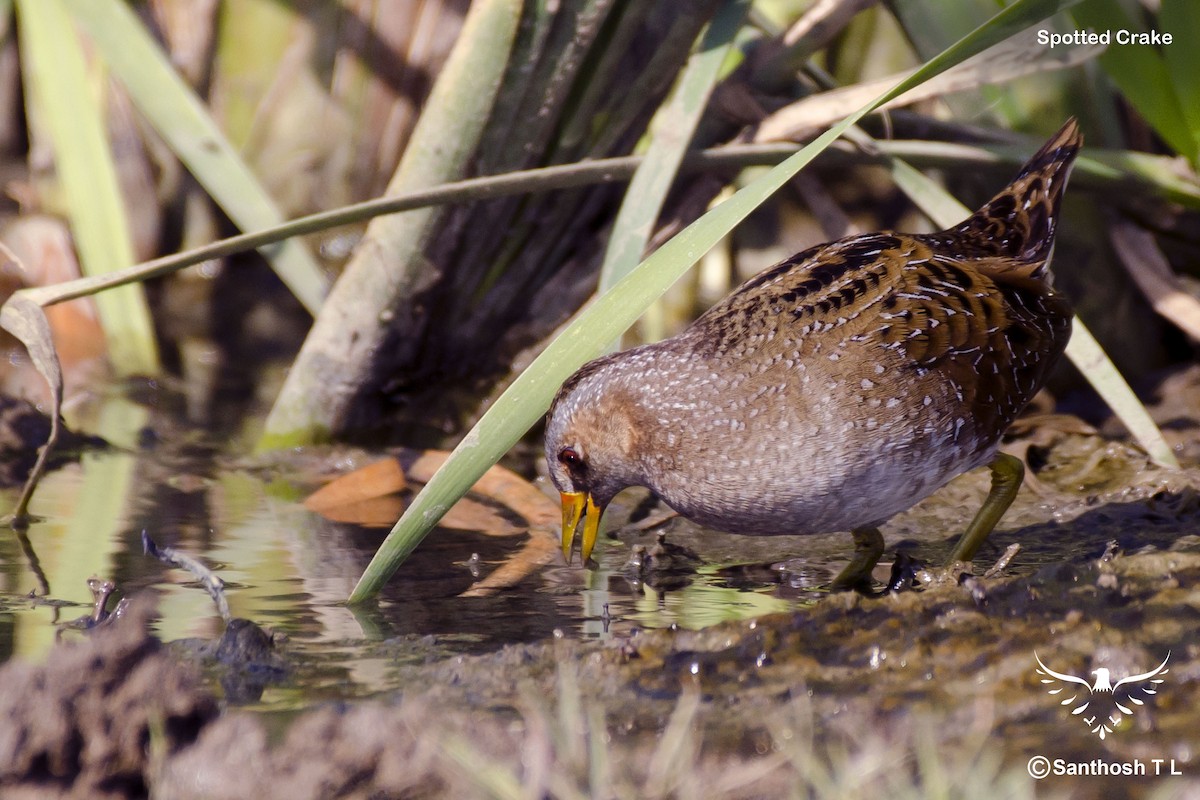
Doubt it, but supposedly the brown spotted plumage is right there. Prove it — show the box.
[548,120,1081,584]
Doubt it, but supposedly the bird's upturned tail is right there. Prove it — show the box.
[947,118,1083,270]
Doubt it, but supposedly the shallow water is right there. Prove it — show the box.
[0,395,810,710]
[2,389,1197,721]
[5,389,1200,799]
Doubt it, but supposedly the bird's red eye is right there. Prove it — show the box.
[558,447,584,470]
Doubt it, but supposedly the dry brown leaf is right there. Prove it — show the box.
[0,280,64,522]
[440,497,520,536]
[303,457,407,513]
[307,489,523,536]
[304,451,559,591]
[409,450,557,530]
[1,217,107,401]
[308,494,405,527]
[410,450,560,596]
[304,454,521,536]
[458,533,559,597]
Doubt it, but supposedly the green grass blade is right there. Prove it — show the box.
[1063,325,1176,467]
[64,0,329,315]
[1072,0,1196,163]
[846,139,1200,210]
[9,138,1195,316]
[1161,0,1200,165]
[16,0,158,375]
[349,0,1086,602]
[596,0,749,295]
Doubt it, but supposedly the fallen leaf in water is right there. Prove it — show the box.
[1005,412,1097,439]
[304,458,407,513]
[307,494,406,527]
[409,451,558,531]
[441,498,521,536]
[409,451,559,597]
[304,451,560,594]
[304,456,521,536]
[457,532,558,597]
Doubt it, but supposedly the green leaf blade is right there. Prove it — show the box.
[1160,0,1200,166]
[65,0,329,314]
[597,0,750,295]
[349,0,1089,602]
[1073,0,1197,163]
[17,0,159,375]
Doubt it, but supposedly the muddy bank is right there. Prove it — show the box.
[2,538,1198,799]
[0,598,215,799]
[3,421,1200,799]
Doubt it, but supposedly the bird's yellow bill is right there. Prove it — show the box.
[560,490,602,564]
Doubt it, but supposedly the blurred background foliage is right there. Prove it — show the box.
[0,0,1197,455]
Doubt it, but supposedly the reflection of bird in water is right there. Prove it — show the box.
[547,120,1082,589]
[1034,651,1171,739]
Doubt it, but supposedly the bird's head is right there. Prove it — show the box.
[546,354,648,564]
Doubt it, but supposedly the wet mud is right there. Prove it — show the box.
[2,424,1200,798]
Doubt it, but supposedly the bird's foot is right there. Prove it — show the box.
[884,552,923,593]
[829,527,885,594]
[947,453,1024,563]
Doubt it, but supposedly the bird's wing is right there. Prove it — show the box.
[1034,651,1094,692]
[1111,652,1171,715]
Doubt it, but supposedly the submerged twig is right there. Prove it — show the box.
[983,543,1021,578]
[12,519,50,596]
[7,415,60,526]
[142,529,231,622]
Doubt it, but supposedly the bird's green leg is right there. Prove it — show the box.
[947,452,1024,564]
[831,526,884,591]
